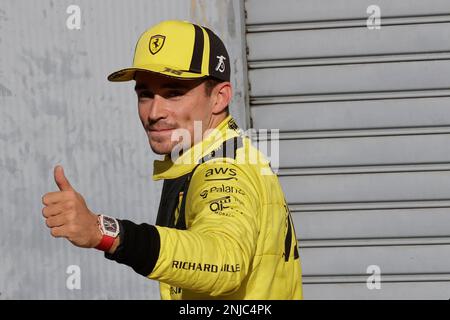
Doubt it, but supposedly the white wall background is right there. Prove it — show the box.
[0,0,248,299]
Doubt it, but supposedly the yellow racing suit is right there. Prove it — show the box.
[106,116,302,300]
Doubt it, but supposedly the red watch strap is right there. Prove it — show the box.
[95,235,115,252]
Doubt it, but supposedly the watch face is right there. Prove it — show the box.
[103,216,117,233]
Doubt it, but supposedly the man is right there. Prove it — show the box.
[42,20,302,299]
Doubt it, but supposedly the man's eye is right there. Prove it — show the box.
[138,91,154,99]
[166,90,184,98]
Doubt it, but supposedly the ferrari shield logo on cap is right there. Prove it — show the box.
[149,34,166,55]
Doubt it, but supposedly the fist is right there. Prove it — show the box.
[42,166,102,248]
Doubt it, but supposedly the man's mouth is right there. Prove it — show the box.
[147,128,174,134]
[147,127,177,139]
[146,123,177,132]
[149,128,174,132]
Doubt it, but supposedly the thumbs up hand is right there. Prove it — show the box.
[54,164,74,192]
[42,166,102,248]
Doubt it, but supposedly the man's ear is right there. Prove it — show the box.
[212,82,232,114]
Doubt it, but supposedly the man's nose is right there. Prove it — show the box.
[149,94,167,121]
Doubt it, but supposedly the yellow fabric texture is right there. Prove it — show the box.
[150,116,303,300]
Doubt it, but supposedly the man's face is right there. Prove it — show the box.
[134,71,215,155]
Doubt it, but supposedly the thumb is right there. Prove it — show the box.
[54,165,74,191]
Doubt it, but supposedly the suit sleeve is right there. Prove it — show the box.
[149,161,260,296]
[106,160,260,296]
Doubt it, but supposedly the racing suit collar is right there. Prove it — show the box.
[152,115,240,180]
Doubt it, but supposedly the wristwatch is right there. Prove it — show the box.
[95,214,120,252]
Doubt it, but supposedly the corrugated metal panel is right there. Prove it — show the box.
[300,245,450,274]
[304,282,450,300]
[277,134,450,168]
[250,60,450,96]
[0,0,248,299]
[280,172,450,203]
[245,0,450,299]
[252,98,450,131]
[294,208,450,239]
[248,23,450,62]
[246,0,450,24]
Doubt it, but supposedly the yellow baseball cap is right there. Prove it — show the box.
[108,20,230,82]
